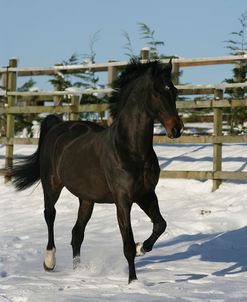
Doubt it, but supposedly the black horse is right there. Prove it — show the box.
[11,59,183,283]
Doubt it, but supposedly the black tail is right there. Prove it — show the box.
[11,115,62,191]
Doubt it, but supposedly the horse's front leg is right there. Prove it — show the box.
[136,191,167,255]
[71,199,94,269]
[116,200,137,284]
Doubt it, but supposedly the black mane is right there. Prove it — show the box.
[109,59,171,120]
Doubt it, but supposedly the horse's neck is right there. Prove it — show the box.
[112,97,154,161]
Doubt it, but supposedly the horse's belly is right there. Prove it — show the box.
[67,184,114,203]
[62,170,112,202]
[56,132,113,202]
[59,158,112,203]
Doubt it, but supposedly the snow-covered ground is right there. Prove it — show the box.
[0,143,247,302]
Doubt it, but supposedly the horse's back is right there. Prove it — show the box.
[40,120,104,165]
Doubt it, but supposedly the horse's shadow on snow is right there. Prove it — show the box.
[136,226,247,281]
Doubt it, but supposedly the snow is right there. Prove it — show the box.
[0,143,247,302]
[154,122,235,136]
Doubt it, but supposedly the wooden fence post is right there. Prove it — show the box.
[212,89,223,191]
[172,63,180,85]
[70,95,80,121]
[140,48,150,60]
[5,58,17,182]
[107,60,118,125]
[53,73,63,106]
[0,70,7,137]
[108,60,118,86]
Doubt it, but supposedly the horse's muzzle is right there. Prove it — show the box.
[163,116,184,139]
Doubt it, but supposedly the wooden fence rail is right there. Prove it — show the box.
[1,53,247,76]
[0,53,247,189]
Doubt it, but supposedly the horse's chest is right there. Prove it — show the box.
[135,169,158,194]
[119,163,159,200]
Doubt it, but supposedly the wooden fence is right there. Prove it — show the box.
[0,51,247,190]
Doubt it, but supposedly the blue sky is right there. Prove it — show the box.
[1,0,246,88]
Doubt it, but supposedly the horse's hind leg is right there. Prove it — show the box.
[71,199,94,269]
[43,185,62,271]
[136,191,167,255]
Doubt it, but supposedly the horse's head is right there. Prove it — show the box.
[147,60,183,139]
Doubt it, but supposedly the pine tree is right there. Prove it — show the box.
[49,31,104,105]
[15,78,38,136]
[123,31,135,58]
[224,12,247,54]
[123,23,182,83]
[224,11,247,132]
[138,22,165,59]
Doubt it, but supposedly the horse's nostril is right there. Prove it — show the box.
[172,127,179,138]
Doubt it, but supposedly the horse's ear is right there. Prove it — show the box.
[167,58,172,73]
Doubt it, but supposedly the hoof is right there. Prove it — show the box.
[43,248,56,271]
[128,276,138,284]
[136,242,146,257]
[73,256,81,270]
[43,261,55,272]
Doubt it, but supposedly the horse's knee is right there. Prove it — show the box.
[143,220,167,252]
[154,219,167,234]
